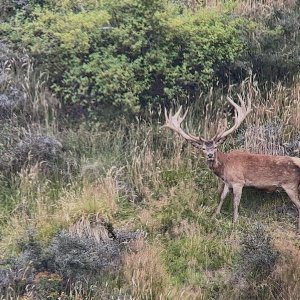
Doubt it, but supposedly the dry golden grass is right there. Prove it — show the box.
[233,0,296,17]
[190,0,296,15]
[162,76,300,156]
[249,79,300,132]
[0,167,120,254]
[127,126,187,202]
[265,228,300,299]
[3,71,300,299]
[216,76,300,155]
[123,239,173,300]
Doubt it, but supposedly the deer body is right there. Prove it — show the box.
[210,150,300,227]
[211,150,300,190]
[163,96,300,231]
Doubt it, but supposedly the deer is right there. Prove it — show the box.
[163,96,300,231]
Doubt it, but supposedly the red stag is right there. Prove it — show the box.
[163,97,300,231]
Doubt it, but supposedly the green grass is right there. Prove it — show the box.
[2,53,300,299]
[0,118,298,299]
[164,231,235,284]
[1,114,299,299]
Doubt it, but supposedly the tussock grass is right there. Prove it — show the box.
[0,171,121,255]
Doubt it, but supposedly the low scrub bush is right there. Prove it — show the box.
[239,224,278,280]
[231,224,279,298]
[0,222,140,298]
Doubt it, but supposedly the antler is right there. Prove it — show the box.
[163,96,251,145]
[213,95,251,142]
[163,106,204,143]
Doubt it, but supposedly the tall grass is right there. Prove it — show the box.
[188,0,296,13]
[2,57,300,298]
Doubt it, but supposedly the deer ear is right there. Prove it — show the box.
[215,136,227,146]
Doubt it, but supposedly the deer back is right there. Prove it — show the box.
[215,150,300,189]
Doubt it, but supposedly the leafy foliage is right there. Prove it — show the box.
[1,0,245,115]
[241,2,300,82]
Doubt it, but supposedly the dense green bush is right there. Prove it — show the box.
[1,0,245,116]
[241,2,300,82]
[3,1,300,117]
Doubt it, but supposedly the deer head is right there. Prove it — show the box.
[163,95,251,163]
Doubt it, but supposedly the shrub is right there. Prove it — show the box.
[33,272,64,300]
[46,230,121,279]
[0,131,79,181]
[241,1,300,82]
[0,86,27,119]
[0,0,27,21]
[238,224,278,280]
[46,227,140,283]
[1,0,245,116]
[11,135,62,169]
[228,223,280,300]
[0,223,140,297]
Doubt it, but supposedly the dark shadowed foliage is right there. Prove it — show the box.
[239,224,278,279]
[241,2,300,82]
[230,224,279,298]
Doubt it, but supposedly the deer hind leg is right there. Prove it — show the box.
[232,184,243,224]
[214,183,230,216]
[282,185,300,232]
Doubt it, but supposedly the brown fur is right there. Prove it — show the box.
[212,150,300,190]
[211,150,300,231]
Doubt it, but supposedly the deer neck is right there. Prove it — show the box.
[207,151,226,178]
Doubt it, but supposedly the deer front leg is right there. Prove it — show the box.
[232,184,243,223]
[214,183,230,216]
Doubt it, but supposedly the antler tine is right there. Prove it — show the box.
[163,106,201,143]
[174,106,183,118]
[182,107,189,121]
[164,107,168,121]
[214,94,251,141]
[213,117,228,140]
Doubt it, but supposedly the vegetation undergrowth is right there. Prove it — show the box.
[1,0,300,299]
[0,71,299,298]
